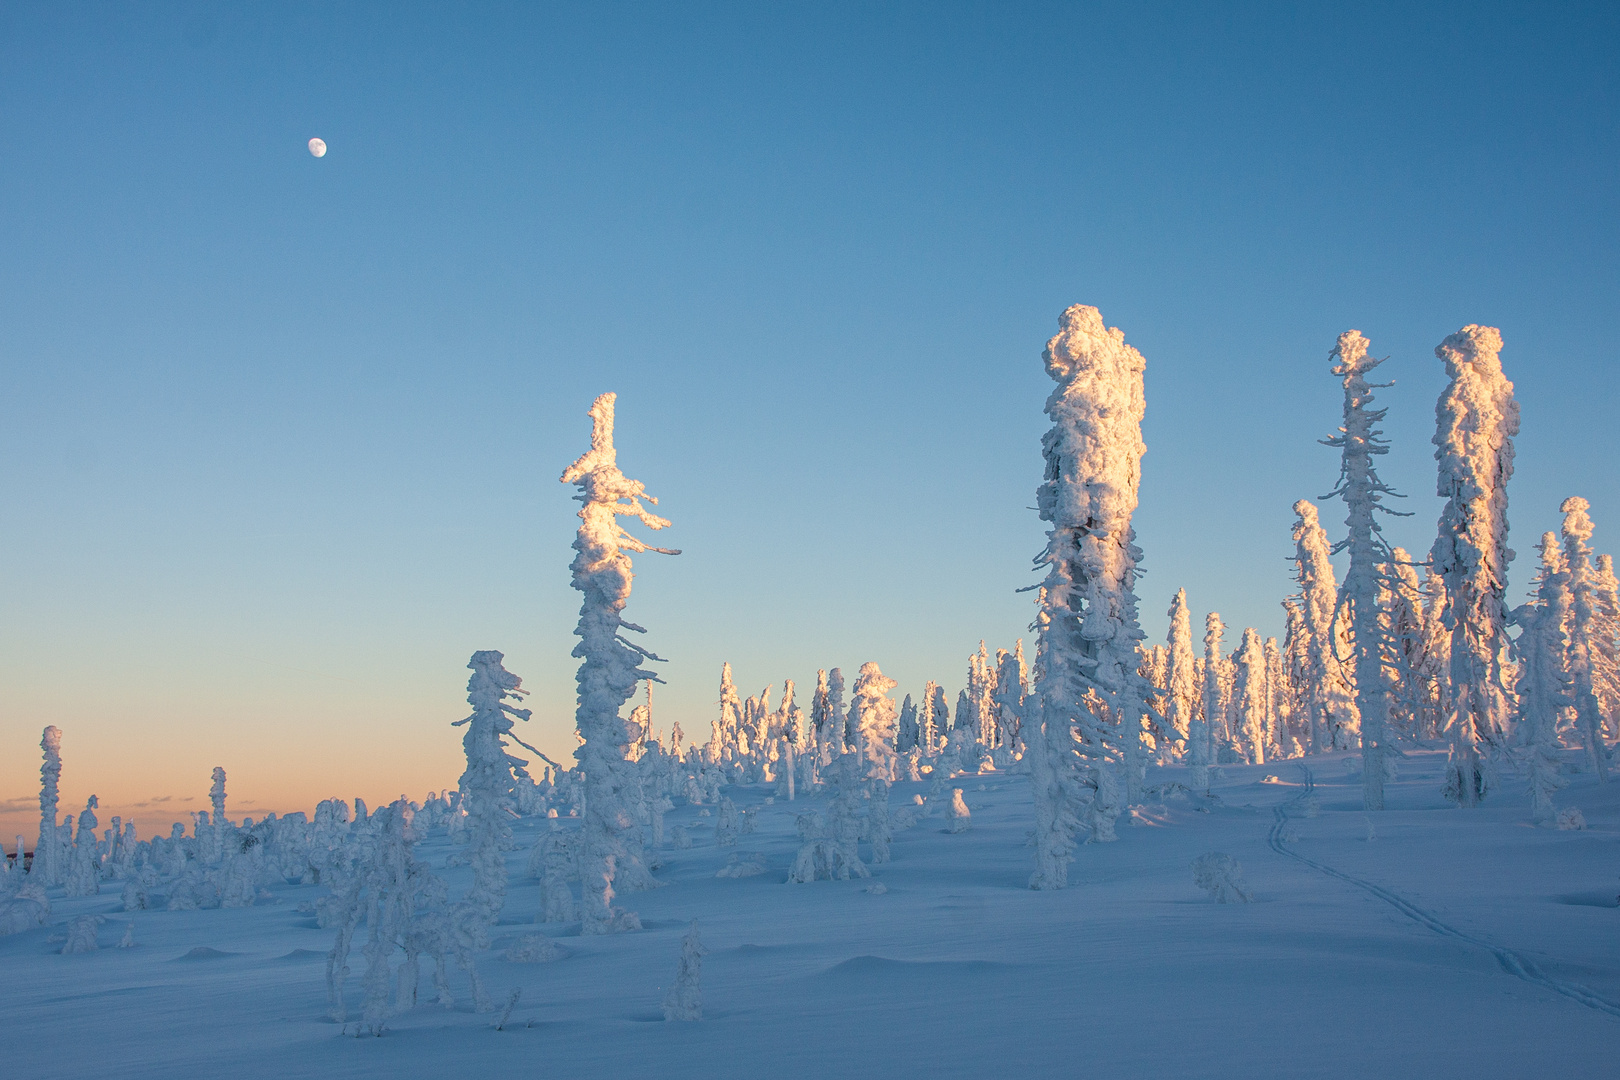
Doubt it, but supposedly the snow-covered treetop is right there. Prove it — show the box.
[1561,496,1594,549]
[561,392,677,557]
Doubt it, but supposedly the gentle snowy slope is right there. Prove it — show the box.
[3,752,1616,1080]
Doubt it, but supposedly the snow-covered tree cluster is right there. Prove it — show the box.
[7,306,1613,1041]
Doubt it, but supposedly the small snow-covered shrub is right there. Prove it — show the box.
[1556,807,1587,831]
[1192,852,1252,903]
[661,921,707,1021]
[947,789,971,833]
[504,934,560,963]
[118,922,136,948]
[61,915,102,954]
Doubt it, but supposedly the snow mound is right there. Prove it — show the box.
[174,947,236,961]
[503,934,561,963]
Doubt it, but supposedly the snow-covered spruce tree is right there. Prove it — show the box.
[810,670,836,764]
[1431,325,1519,807]
[1560,497,1612,782]
[712,663,742,765]
[449,650,532,931]
[65,796,100,897]
[1592,554,1620,724]
[1027,305,1152,888]
[661,920,708,1021]
[897,695,918,754]
[561,392,678,934]
[34,726,63,885]
[1511,532,1573,823]
[1201,613,1229,766]
[1323,330,1404,809]
[917,679,942,755]
[1232,630,1269,765]
[1264,636,1292,758]
[993,644,1028,758]
[1166,591,1200,783]
[209,767,229,864]
[326,800,455,1031]
[850,662,899,864]
[1292,500,1360,751]
[1387,548,1440,739]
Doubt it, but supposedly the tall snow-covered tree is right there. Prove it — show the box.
[918,679,945,754]
[897,694,918,753]
[450,650,533,930]
[993,644,1028,755]
[1232,629,1268,765]
[1201,613,1229,765]
[1512,532,1573,824]
[1431,325,1519,807]
[1591,554,1620,728]
[1291,500,1359,751]
[1263,636,1291,758]
[560,392,678,933]
[1166,592,1200,783]
[1323,330,1403,809]
[712,663,743,763]
[34,726,63,886]
[850,661,900,863]
[1027,304,1152,889]
[1560,497,1611,782]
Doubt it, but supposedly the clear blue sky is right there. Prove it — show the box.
[2,2,1615,835]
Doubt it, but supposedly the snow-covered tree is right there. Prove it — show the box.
[661,920,707,1021]
[450,650,533,931]
[897,694,918,753]
[325,800,459,1031]
[850,661,899,863]
[34,726,62,886]
[1291,500,1359,751]
[1431,325,1519,807]
[1560,497,1612,782]
[1027,304,1152,889]
[992,644,1028,757]
[1592,554,1620,728]
[1166,591,1200,782]
[918,679,945,754]
[810,669,836,764]
[1323,330,1403,808]
[1386,548,1442,739]
[1512,532,1573,824]
[1232,629,1268,765]
[561,392,678,934]
[209,767,229,865]
[65,796,100,897]
[1201,612,1229,766]
[1263,636,1292,758]
[712,663,742,764]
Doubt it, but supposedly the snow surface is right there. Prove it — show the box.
[4,751,1616,1079]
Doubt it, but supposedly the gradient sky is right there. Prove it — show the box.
[2,2,1616,843]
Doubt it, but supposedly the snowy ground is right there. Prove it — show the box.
[5,749,1616,1080]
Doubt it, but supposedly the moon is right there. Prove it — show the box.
[308,138,327,158]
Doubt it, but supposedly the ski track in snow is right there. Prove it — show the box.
[1269,763,1620,1020]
